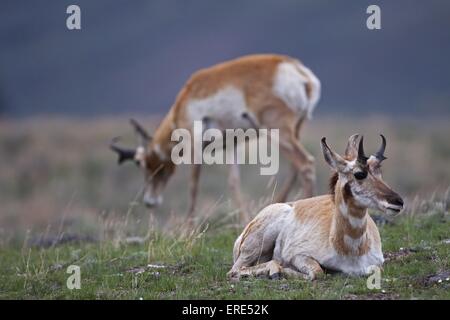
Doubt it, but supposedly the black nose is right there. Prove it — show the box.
[388,195,404,207]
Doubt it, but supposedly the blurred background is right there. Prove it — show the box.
[2,0,450,117]
[0,0,449,241]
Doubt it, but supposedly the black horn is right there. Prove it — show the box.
[375,134,387,161]
[357,136,369,164]
[110,137,136,165]
[130,118,152,146]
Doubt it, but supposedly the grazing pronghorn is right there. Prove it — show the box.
[111,54,321,218]
[228,134,404,280]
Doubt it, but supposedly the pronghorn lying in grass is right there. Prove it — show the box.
[228,134,404,280]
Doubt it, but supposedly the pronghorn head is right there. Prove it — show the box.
[321,134,404,216]
[110,119,175,208]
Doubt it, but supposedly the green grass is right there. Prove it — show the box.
[0,116,449,299]
[1,212,449,300]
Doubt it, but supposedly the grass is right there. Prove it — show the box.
[0,116,449,299]
[1,116,449,235]
[1,204,449,300]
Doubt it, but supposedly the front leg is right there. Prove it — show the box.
[186,164,201,219]
[228,161,247,222]
[228,260,314,281]
[186,116,217,220]
[290,255,324,280]
[228,260,283,280]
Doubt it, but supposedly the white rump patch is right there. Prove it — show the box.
[272,61,321,118]
[295,62,321,116]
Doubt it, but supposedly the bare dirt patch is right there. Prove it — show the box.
[384,248,417,262]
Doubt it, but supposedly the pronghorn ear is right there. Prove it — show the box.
[344,134,360,160]
[321,137,347,172]
[110,137,137,165]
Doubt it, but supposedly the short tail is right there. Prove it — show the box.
[293,60,321,119]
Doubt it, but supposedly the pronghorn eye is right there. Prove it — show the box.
[354,171,367,180]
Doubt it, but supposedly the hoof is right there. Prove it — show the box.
[270,272,282,280]
[227,270,239,280]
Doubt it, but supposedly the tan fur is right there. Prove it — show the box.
[228,189,382,280]
[157,54,314,144]
[292,193,371,256]
[237,218,263,258]
[228,135,403,280]
[138,54,321,217]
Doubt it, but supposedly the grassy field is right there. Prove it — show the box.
[0,116,449,299]
[1,203,449,299]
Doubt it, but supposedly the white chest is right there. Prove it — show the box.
[321,248,384,276]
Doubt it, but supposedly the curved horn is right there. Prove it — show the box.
[357,136,369,164]
[110,137,136,165]
[375,134,387,161]
[130,119,152,147]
